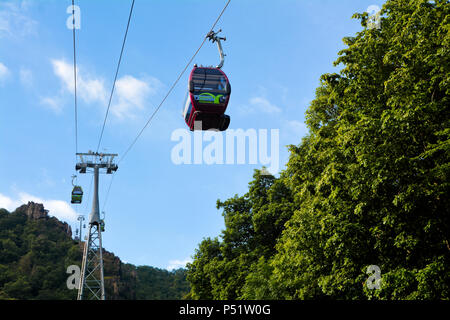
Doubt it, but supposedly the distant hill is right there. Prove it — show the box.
[0,202,190,300]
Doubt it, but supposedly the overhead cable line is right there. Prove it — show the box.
[102,0,231,213]
[96,0,135,153]
[118,0,231,165]
[72,0,78,156]
[84,174,94,213]
[70,0,82,225]
[101,173,114,212]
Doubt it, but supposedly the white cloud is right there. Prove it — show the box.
[79,77,107,104]
[167,258,192,271]
[0,193,20,211]
[0,192,78,223]
[250,97,282,113]
[19,192,78,222]
[19,67,33,87]
[51,59,108,105]
[51,59,73,91]
[111,75,162,119]
[50,59,161,119]
[0,62,10,81]
[241,97,282,115]
[0,1,37,38]
[111,75,152,119]
[285,120,308,139]
[40,96,63,113]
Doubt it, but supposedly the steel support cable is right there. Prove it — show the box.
[96,0,135,153]
[101,173,114,212]
[118,0,231,165]
[84,174,94,214]
[71,0,80,231]
[72,0,78,157]
[102,0,231,212]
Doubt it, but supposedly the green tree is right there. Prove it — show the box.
[3,277,32,299]
[187,169,294,299]
[271,0,449,300]
[187,0,449,300]
[0,206,190,300]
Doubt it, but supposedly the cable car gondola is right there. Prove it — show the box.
[70,175,83,204]
[183,30,231,131]
[71,186,83,204]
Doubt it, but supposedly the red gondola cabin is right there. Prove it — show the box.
[183,66,231,131]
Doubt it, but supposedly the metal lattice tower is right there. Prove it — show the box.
[76,152,118,300]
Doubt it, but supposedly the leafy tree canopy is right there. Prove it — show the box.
[187,0,449,300]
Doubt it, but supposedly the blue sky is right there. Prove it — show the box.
[0,0,383,270]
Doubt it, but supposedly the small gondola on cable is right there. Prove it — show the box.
[183,30,231,131]
[71,175,83,204]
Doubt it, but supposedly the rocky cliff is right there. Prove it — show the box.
[14,201,72,238]
[0,202,189,300]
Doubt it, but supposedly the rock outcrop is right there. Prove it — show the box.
[15,201,72,237]
[16,201,48,220]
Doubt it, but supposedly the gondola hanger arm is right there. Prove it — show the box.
[207,29,226,69]
[71,174,77,187]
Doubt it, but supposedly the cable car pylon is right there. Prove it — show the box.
[75,151,118,300]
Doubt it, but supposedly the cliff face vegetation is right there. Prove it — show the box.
[0,202,189,300]
[186,0,449,300]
